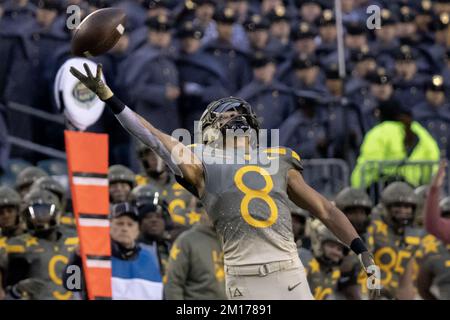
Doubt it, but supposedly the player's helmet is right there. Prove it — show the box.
[0,186,22,230]
[22,189,61,233]
[30,177,66,209]
[15,166,49,192]
[130,185,171,224]
[310,219,345,266]
[199,97,260,145]
[335,187,373,212]
[440,196,450,217]
[380,181,418,228]
[130,184,162,208]
[108,165,136,188]
[0,186,21,208]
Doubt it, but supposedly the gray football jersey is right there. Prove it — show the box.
[193,145,303,266]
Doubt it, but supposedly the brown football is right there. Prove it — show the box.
[71,8,127,57]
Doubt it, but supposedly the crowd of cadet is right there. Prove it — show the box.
[0,142,449,300]
[0,0,450,175]
[1,0,450,300]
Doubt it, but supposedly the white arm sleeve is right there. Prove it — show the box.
[115,106,183,177]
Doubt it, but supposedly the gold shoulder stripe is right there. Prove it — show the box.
[263,147,287,155]
[6,245,25,253]
[445,260,450,267]
[64,237,79,246]
[292,150,301,161]
[405,236,420,246]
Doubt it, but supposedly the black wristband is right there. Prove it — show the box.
[104,95,125,114]
[350,237,368,255]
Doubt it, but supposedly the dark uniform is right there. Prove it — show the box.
[315,9,337,62]
[303,220,343,300]
[121,15,181,133]
[417,234,450,299]
[282,55,327,94]
[392,45,427,111]
[6,189,79,300]
[322,64,363,165]
[242,14,281,60]
[279,93,328,159]
[236,53,295,129]
[136,173,195,228]
[203,8,252,94]
[176,21,229,133]
[413,75,450,158]
[367,183,425,299]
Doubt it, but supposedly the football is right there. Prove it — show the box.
[71,8,127,57]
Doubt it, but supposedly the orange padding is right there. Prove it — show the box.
[65,131,112,300]
[78,227,111,256]
[65,131,109,173]
[72,185,110,214]
[83,266,113,299]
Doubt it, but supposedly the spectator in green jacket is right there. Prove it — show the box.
[164,202,226,300]
[351,98,440,189]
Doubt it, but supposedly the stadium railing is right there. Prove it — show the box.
[359,160,449,202]
[7,101,66,160]
[301,158,350,199]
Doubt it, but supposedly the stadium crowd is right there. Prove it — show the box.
[0,0,450,300]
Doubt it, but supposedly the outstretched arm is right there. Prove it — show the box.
[287,169,380,297]
[70,63,204,195]
[424,160,450,244]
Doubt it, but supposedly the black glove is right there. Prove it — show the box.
[358,251,381,299]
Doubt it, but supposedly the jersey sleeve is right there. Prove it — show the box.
[263,147,304,173]
[286,148,304,173]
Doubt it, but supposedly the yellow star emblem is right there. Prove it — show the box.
[25,237,39,247]
[309,258,320,274]
[374,220,388,236]
[170,244,180,260]
[187,211,202,225]
[422,235,439,254]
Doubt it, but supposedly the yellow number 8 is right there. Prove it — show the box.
[234,165,278,228]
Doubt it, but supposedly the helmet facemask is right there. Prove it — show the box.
[200,98,260,148]
[24,203,60,236]
[386,202,415,233]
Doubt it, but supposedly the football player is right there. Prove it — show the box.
[0,186,24,239]
[334,187,373,299]
[368,182,425,299]
[108,164,136,204]
[304,220,347,300]
[70,63,379,299]
[136,142,196,232]
[30,177,75,229]
[5,189,78,300]
[417,197,450,299]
